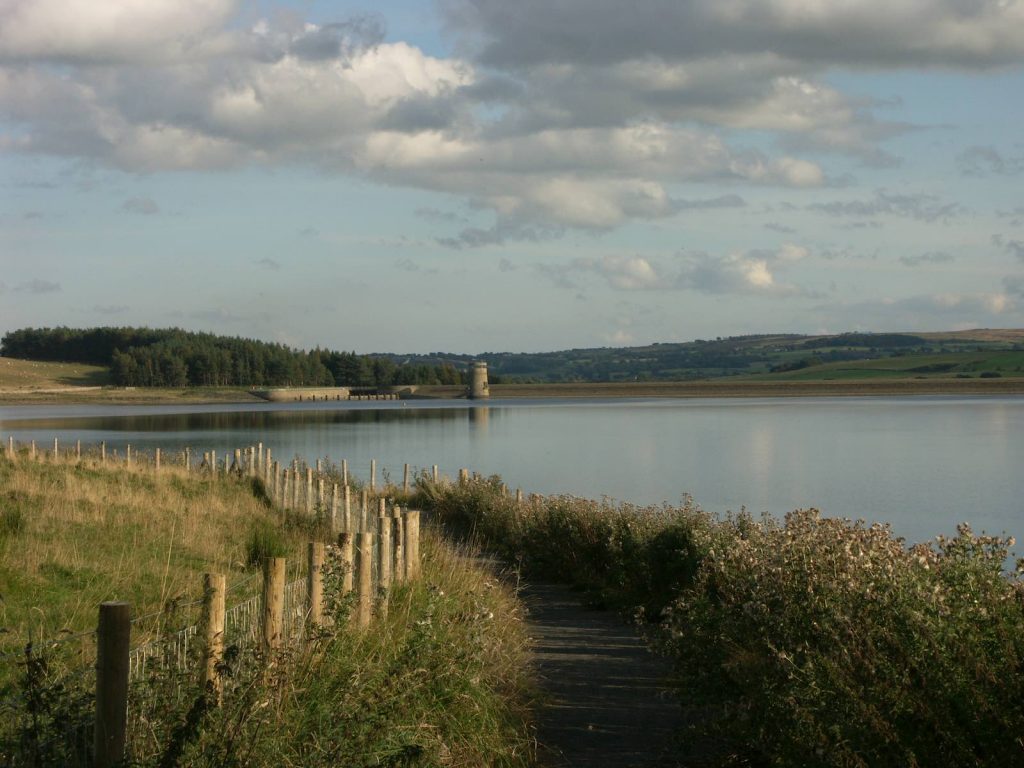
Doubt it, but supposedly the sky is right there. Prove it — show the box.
[2,0,1024,354]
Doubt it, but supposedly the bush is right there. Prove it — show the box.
[418,476,1024,766]
[658,512,1024,766]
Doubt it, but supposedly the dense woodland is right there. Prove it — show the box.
[0,327,466,388]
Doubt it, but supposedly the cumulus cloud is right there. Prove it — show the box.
[0,0,238,64]
[575,255,664,290]
[815,291,1017,329]
[535,243,811,295]
[535,255,667,291]
[677,244,807,296]
[445,0,1024,70]
[2,0,1022,236]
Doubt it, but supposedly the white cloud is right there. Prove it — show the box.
[0,0,238,63]
[678,243,808,295]
[2,0,1022,240]
[814,291,1019,330]
[447,0,1024,69]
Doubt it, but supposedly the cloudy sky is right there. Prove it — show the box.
[2,0,1023,353]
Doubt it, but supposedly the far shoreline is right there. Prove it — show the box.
[3,377,1024,406]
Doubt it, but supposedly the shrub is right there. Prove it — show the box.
[418,476,1024,766]
[658,512,1024,766]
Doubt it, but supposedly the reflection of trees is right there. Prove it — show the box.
[3,405,487,434]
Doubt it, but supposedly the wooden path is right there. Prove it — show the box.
[521,582,685,767]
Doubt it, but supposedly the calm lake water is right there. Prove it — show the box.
[2,396,1022,549]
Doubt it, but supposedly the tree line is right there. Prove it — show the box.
[0,327,467,388]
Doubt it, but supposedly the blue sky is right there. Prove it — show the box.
[2,0,1023,353]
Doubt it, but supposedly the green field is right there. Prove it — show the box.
[0,357,110,389]
[752,350,1024,381]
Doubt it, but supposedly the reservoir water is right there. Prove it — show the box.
[2,396,1021,549]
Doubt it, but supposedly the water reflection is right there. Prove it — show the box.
[1,396,1021,550]
[2,405,476,433]
[469,406,490,431]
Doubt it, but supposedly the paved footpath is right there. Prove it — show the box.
[521,581,686,768]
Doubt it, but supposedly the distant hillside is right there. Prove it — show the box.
[4,326,1022,388]
[384,330,1024,383]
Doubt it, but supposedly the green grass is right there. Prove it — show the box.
[0,357,110,388]
[753,350,1024,381]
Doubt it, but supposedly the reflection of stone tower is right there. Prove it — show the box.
[469,361,490,399]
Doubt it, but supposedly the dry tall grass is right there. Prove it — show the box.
[0,451,303,652]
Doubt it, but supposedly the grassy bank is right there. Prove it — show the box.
[0,455,535,766]
[416,477,1024,766]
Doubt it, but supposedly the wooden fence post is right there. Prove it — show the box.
[94,601,131,768]
[305,468,314,514]
[318,477,325,511]
[262,557,286,651]
[307,542,324,629]
[126,444,131,467]
[432,464,439,483]
[459,468,469,486]
[100,441,105,464]
[359,489,368,532]
[331,484,339,532]
[257,442,264,473]
[184,446,190,472]
[7,436,13,460]
[249,446,257,478]
[344,485,352,532]
[292,468,300,511]
[516,488,523,505]
[338,533,354,594]
[357,533,374,628]
[377,515,392,617]
[264,448,272,486]
[405,510,420,581]
[403,463,410,494]
[342,459,348,488]
[155,447,161,471]
[370,459,376,492]
[392,507,405,585]
[76,439,81,461]
[281,468,290,511]
[202,573,226,703]
[53,437,59,461]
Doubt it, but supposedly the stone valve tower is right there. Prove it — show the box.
[469,361,490,399]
